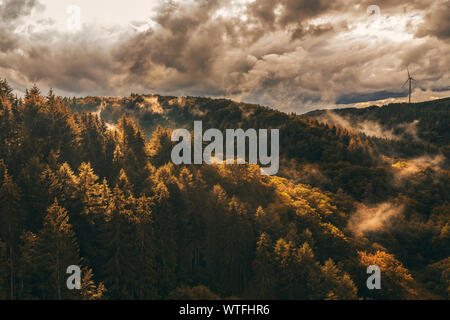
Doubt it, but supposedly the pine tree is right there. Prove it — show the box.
[41,163,80,216]
[0,83,21,167]
[77,265,106,300]
[274,239,322,299]
[148,125,174,167]
[152,179,177,297]
[99,186,136,299]
[18,157,47,231]
[133,197,157,298]
[0,237,8,299]
[250,232,277,299]
[38,199,80,299]
[0,79,14,101]
[118,116,151,194]
[17,231,40,299]
[359,250,416,299]
[320,259,358,300]
[273,238,298,299]
[75,162,106,263]
[0,167,23,299]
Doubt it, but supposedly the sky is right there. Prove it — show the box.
[0,0,449,114]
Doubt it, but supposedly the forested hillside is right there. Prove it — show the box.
[306,98,450,151]
[0,79,448,300]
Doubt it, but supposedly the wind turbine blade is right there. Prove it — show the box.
[407,67,410,78]
[401,79,409,88]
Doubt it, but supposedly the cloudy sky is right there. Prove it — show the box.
[0,0,449,113]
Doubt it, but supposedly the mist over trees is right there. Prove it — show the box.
[0,80,448,300]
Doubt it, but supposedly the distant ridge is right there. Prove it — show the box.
[305,97,450,147]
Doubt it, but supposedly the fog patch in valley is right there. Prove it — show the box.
[316,111,421,141]
[348,202,404,236]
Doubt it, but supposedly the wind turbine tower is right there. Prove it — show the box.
[402,67,416,103]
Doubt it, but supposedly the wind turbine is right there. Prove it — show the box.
[402,67,417,103]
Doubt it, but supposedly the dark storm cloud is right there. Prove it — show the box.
[111,0,347,98]
[0,0,43,52]
[0,0,449,112]
[247,0,338,26]
[416,0,450,39]
[0,0,40,22]
[336,91,407,104]
[277,0,339,25]
[0,30,123,95]
[291,23,334,40]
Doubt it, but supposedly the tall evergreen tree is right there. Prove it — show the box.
[250,232,277,299]
[99,186,136,299]
[38,199,80,299]
[0,167,23,299]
